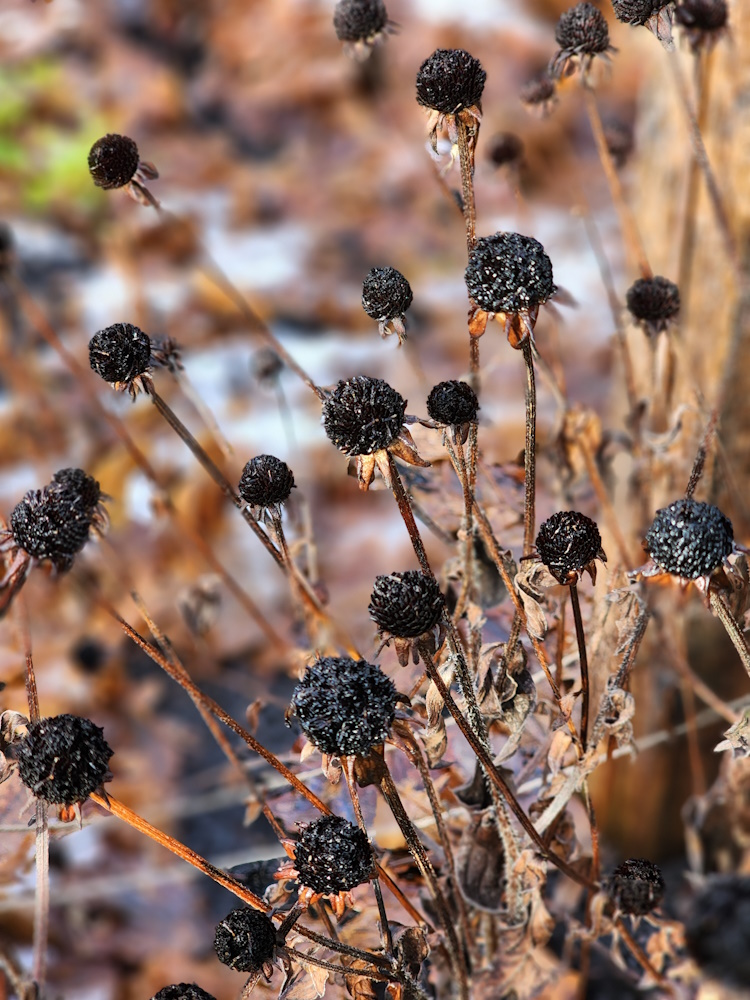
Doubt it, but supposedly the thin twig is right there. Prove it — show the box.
[709,588,750,682]
[569,582,590,751]
[521,339,537,558]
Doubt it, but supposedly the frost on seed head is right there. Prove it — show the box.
[293,815,373,894]
[15,714,113,805]
[322,376,406,457]
[214,908,276,974]
[643,498,734,579]
[465,232,556,316]
[416,48,486,115]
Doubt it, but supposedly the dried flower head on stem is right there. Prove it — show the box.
[675,0,728,51]
[550,2,616,81]
[333,0,394,62]
[88,133,158,206]
[369,570,445,666]
[361,266,413,345]
[626,275,681,336]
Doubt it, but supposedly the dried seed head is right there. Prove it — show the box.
[520,73,558,116]
[555,3,612,54]
[89,323,152,387]
[604,119,634,167]
[322,376,406,457]
[151,986,216,1000]
[675,0,727,31]
[488,132,524,168]
[238,455,295,508]
[15,714,113,805]
[289,656,397,757]
[214,908,276,974]
[426,380,479,426]
[643,499,733,579]
[369,570,445,638]
[536,510,603,584]
[607,858,665,915]
[50,468,103,513]
[88,133,140,190]
[611,0,671,25]
[293,815,373,894]
[416,48,487,115]
[333,0,388,41]
[361,266,413,323]
[465,232,556,315]
[685,875,750,988]
[625,275,680,333]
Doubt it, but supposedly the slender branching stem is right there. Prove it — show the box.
[615,916,675,994]
[445,429,476,621]
[456,117,478,255]
[709,588,750,682]
[387,453,432,575]
[282,946,395,983]
[569,582,590,751]
[521,339,537,559]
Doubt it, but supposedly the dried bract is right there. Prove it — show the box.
[15,714,113,806]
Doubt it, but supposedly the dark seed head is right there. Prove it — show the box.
[293,815,373,894]
[416,49,487,115]
[361,266,413,323]
[369,570,445,638]
[555,3,612,54]
[675,0,728,31]
[536,511,603,584]
[426,380,479,426]
[15,714,113,805]
[465,232,556,315]
[88,133,140,190]
[644,498,734,579]
[151,986,216,1000]
[333,0,388,41]
[607,858,665,915]
[488,132,524,169]
[214,908,276,974]
[520,73,557,113]
[685,875,750,988]
[289,656,397,757]
[625,276,680,333]
[612,0,671,25]
[89,323,152,386]
[50,468,103,513]
[238,455,295,508]
[604,119,634,167]
[322,376,406,457]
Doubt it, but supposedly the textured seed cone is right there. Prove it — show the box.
[322,375,406,457]
[625,275,680,331]
[416,48,487,115]
[238,455,295,507]
[488,132,524,168]
[214,908,276,974]
[426,380,479,426]
[15,714,113,805]
[89,323,152,386]
[289,656,397,757]
[88,133,140,190]
[465,232,556,315]
[643,498,734,579]
[612,0,671,25]
[151,986,216,1000]
[361,266,413,322]
[333,0,388,41]
[555,2,612,53]
[607,858,665,915]
[50,467,103,512]
[685,875,750,987]
[536,510,603,584]
[675,0,728,31]
[294,815,373,894]
[369,570,444,638]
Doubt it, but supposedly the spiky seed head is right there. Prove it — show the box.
[361,266,413,323]
[89,323,152,386]
[611,0,671,25]
[50,468,103,512]
[536,511,603,584]
[685,875,750,987]
[607,858,665,915]
[151,986,216,1000]
[322,376,406,457]
[488,132,524,168]
[238,455,295,508]
[289,656,397,757]
[625,276,680,332]
[426,380,479,426]
[555,3,612,53]
[675,0,728,31]
[465,232,556,315]
[214,908,276,974]
[333,0,388,41]
[369,570,445,638]
[416,48,487,115]
[293,815,373,894]
[15,714,113,805]
[643,499,734,579]
[88,133,140,190]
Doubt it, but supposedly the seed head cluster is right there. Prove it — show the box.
[643,499,734,579]
[15,714,113,806]
[89,323,152,387]
[361,266,413,323]
[465,232,556,315]
[322,376,406,457]
[151,986,216,1000]
[238,455,295,508]
[426,380,479,426]
[88,133,140,190]
[607,858,665,915]
[416,49,487,115]
[293,815,373,894]
[685,876,750,987]
[625,275,680,333]
[333,0,388,41]
[369,570,444,638]
[536,511,603,584]
[289,656,397,757]
[555,3,612,56]
[213,908,276,974]
[611,0,672,25]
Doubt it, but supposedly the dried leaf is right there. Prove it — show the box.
[547,730,573,776]
[0,711,28,750]
[345,974,377,999]
[715,708,750,757]
[279,958,329,999]
[515,563,552,639]
[455,808,505,911]
[419,717,447,768]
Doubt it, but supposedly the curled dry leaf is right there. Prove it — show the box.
[456,808,506,912]
[279,955,330,999]
[0,710,28,750]
[346,973,378,999]
[394,924,430,980]
[590,683,636,751]
[715,708,750,757]
[515,562,555,639]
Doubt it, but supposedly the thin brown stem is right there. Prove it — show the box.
[709,589,750,682]
[521,339,537,558]
[615,917,675,994]
[32,799,49,992]
[569,582,590,751]
[456,116,478,255]
[387,454,432,575]
[677,48,712,306]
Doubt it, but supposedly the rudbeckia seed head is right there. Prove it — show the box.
[369,570,444,638]
[675,0,727,31]
[88,133,140,190]
[151,986,216,1000]
[293,815,373,894]
[612,0,671,25]
[238,455,295,508]
[536,511,603,584]
[607,858,665,915]
[214,908,276,974]
[333,0,389,42]
[416,48,487,115]
[643,499,734,579]
[361,266,413,323]
[426,380,479,426]
[89,323,152,386]
[685,875,750,987]
[626,276,680,333]
[555,3,612,54]
[322,376,406,457]
[465,232,556,315]
[15,714,113,805]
